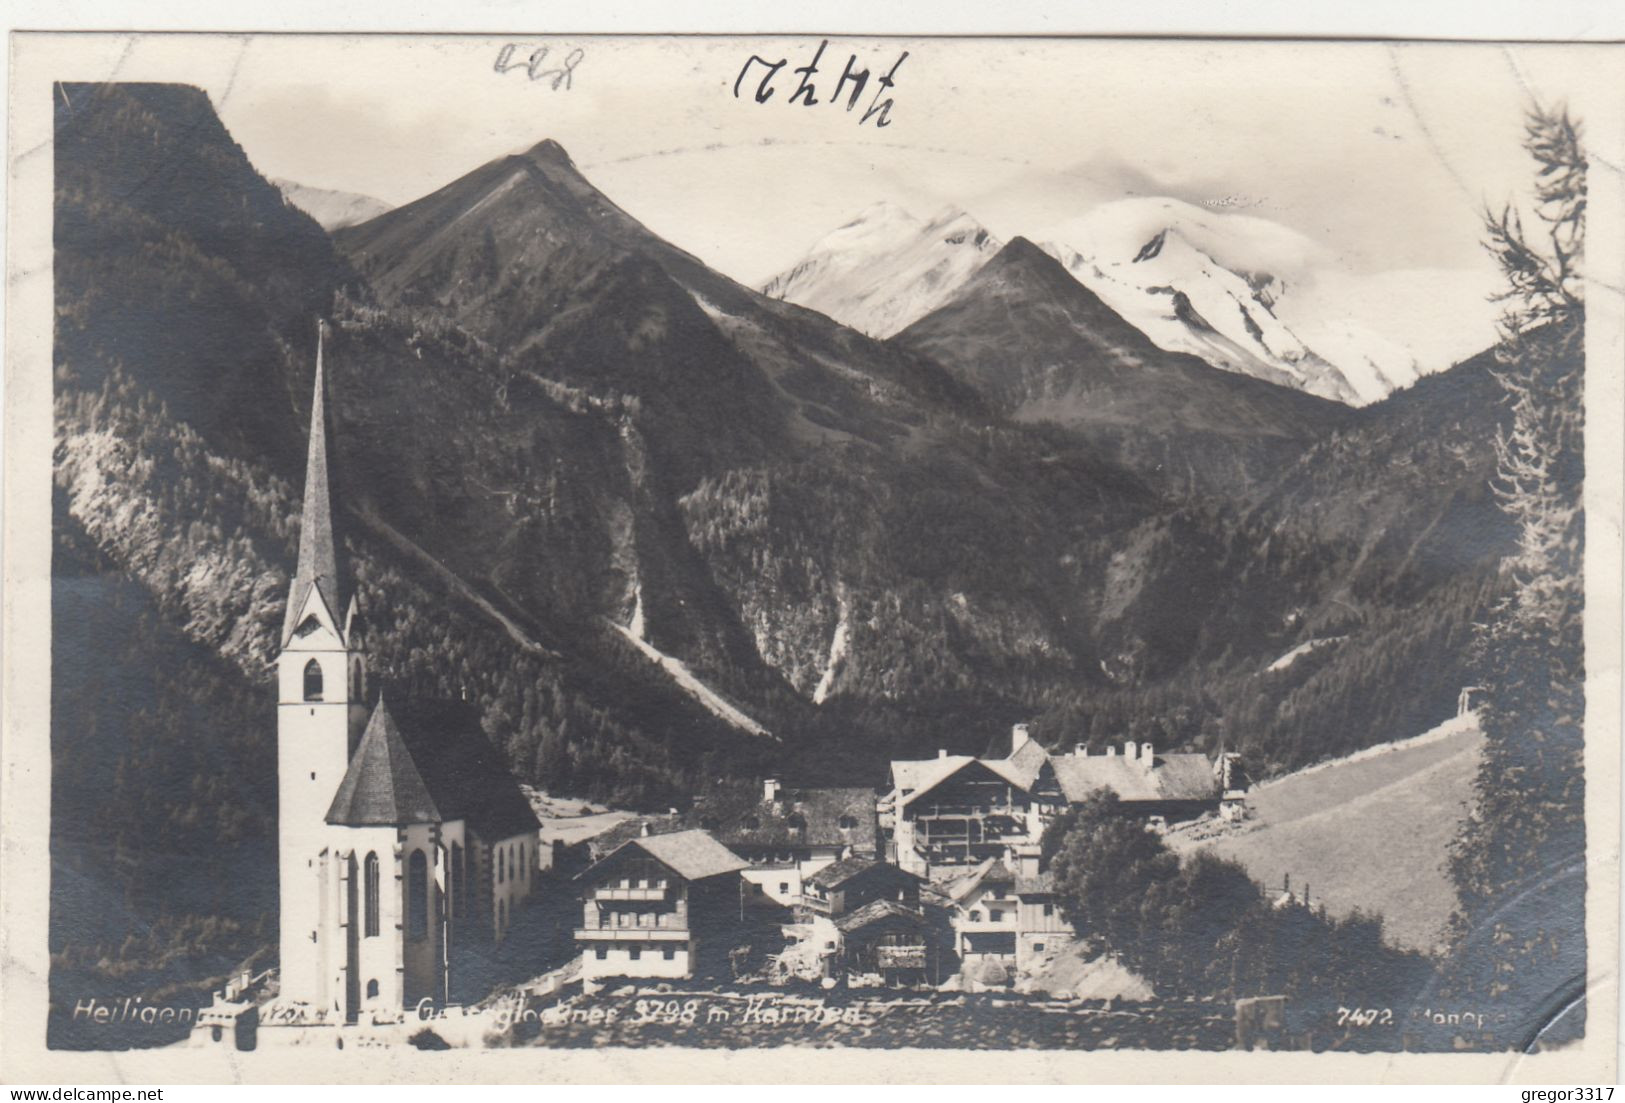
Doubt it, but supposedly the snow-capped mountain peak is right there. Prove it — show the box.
[1039,197,1499,405]
[762,203,1003,339]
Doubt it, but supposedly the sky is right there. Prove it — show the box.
[46,34,1618,287]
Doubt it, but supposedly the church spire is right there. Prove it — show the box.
[282,320,343,644]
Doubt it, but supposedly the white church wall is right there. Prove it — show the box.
[342,825,405,1019]
[487,829,539,944]
[399,822,445,1007]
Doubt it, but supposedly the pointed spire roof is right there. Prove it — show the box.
[326,697,441,826]
[283,321,344,645]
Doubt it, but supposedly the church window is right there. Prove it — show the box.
[366,979,379,999]
[303,659,324,701]
[407,850,428,939]
[363,852,380,937]
[497,847,505,884]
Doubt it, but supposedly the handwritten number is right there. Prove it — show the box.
[833,56,869,112]
[735,55,787,103]
[494,43,583,91]
[790,40,828,106]
[860,51,908,128]
[737,45,906,126]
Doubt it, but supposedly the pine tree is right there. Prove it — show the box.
[1444,103,1587,1049]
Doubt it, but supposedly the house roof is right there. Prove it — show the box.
[894,756,1030,809]
[834,898,926,934]
[1048,752,1219,803]
[694,786,879,852]
[326,698,441,826]
[947,857,1015,904]
[582,829,747,883]
[805,855,917,891]
[890,740,1221,809]
[584,814,685,861]
[387,697,542,841]
[890,755,976,798]
[1003,738,1050,789]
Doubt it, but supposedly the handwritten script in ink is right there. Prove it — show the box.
[493,43,585,90]
[733,41,908,128]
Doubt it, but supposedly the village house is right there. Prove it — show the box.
[693,780,879,907]
[1009,844,1075,972]
[799,855,921,919]
[263,328,542,1030]
[782,857,934,986]
[573,827,747,987]
[945,857,1021,977]
[883,724,1236,877]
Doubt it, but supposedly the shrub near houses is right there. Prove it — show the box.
[1045,791,1433,1042]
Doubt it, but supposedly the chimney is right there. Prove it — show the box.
[1011,723,1032,755]
[938,748,948,759]
[1074,743,1087,757]
[1140,742,1154,767]
[639,820,653,837]
[763,778,780,803]
[1123,740,1137,761]
[1106,746,1117,757]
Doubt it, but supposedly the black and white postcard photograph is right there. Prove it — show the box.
[2,16,1622,1088]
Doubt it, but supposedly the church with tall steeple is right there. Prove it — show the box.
[272,323,542,1025]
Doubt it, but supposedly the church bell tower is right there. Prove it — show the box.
[276,322,368,1009]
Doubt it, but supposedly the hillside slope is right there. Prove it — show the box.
[1170,713,1483,952]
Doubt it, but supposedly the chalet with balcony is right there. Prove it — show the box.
[573,828,747,986]
[885,724,1234,875]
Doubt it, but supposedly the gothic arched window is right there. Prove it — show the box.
[363,852,380,938]
[497,847,505,885]
[303,658,323,701]
[407,850,428,939]
[366,979,379,999]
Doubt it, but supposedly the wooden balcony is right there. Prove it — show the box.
[875,945,927,969]
[592,886,670,902]
[574,927,691,942]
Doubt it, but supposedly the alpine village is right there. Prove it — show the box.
[50,83,1587,1054]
